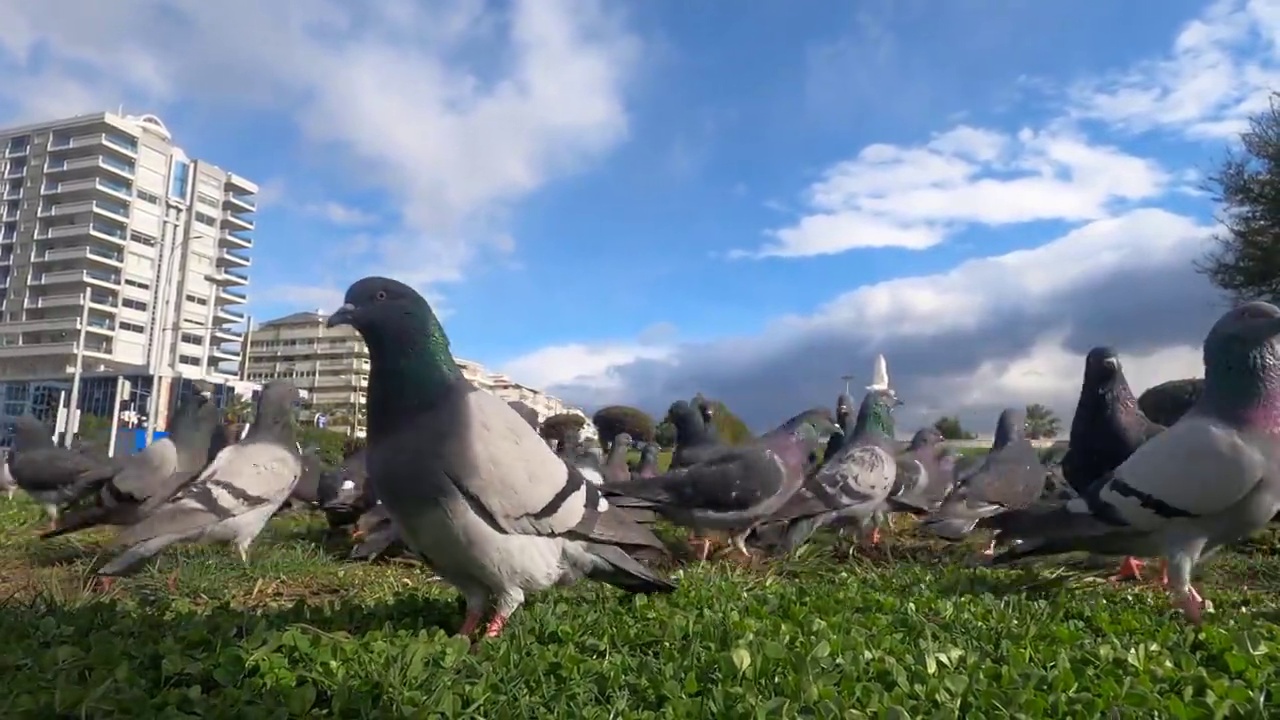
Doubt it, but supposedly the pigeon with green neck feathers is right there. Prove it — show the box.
[770,389,906,551]
[667,400,722,469]
[97,381,304,579]
[601,415,837,558]
[921,407,1047,554]
[327,277,673,640]
[982,302,1280,624]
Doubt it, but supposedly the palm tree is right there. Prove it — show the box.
[222,395,255,425]
[1024,403,1061,439]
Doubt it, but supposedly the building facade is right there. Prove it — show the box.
[0,111,258,444]
[244,310,592,439]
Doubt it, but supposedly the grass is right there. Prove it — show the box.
[1,497,1279,718]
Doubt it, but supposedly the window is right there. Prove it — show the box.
[122,298,148,312]
[196,193,219,208]
[135,189,160,205]
[124,278,150,290]
[194,211,216,226]
[178,355,200,366]
[128,231,156,246]
[181,332,202,345]
[119,321,145,334]
[169,159,190,200]
[185,293,208,306]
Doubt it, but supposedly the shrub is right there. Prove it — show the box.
[592,406,657,444]
[540,413,586,447]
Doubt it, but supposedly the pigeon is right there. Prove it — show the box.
[96,381,304,579]
[631,443,661,480]
[821,393,855,466]
[571,447,607,486]
[921,408,1047,554]
[602,433,633,485]
[7,415,121,530]
[1061,346,1166,581]
[769,389,904,552]
[349,503,406,561]
[42,384,223,539]
[602,415,837,559]
[327,277,674,639]
[886,427,958,514]
[667,401,722,469]
[0,450,16,500]
[508,401,541,430]
[321,446,374,530]
[287,447,340,509]
[984,302,1280,624]
[692,394,721,443]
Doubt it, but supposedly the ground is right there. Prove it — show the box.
[1,497,1278,717]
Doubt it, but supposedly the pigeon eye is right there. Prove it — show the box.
[375,290,387,301]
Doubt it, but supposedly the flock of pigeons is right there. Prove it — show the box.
[3,276,1279,637]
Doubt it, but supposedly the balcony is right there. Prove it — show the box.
[213,326,245,342]
[223,192,256,214]
[35,220,128,246]
[38,198,131,223]
[31,269,120,288]
[47,132,138,158]
[211,345,240,360]
[24,293,83,309]
[84,315,116,335]
[208,268,248,286]
[3,164,26,179]
[4,141,29,158]
[36,245,125,267]
[221,213,254,232]
[44,154,136,182]
[0,342,77,358]
[218,286,247,304]
[3,185,20,200]
[218,232,253,253]
[225,173,256,194]
[41,177,132,202]
[216,248,251,268]
[3,317,81,334]
[216,306,246,323]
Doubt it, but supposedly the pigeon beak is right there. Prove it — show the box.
[1102,357,1119,370]
[326,304,356,328]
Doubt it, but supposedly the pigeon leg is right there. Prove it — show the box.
[166,571,179,593]
[694,535,713,562]
[236,542,250,564]
[1158,559,1169,587]
[351,527,366,541]
[1166,552,1205,625]
[730,531,752,559]
[457,591,490,638]
[980,538,996,557]
[483,589,525,639]
[867,527,882,546]
[94,576,115,593]
[1109,556,1145,582]
[42,504,59,533]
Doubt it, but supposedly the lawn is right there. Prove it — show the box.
[2,496,1279,718]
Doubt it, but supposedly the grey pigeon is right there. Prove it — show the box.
[692,394,720,443]
[886,426,958,514]
[821,393,855,466]
[769,389,904,552]
[97,381,304,578]
[921,408,1047,553]
[8,415,120,529]
[571,447,607,486]
[631,443,661,480]
[508,401,541,430]
[1061,346,1165,580]
[602,416,837,558]
[287,447,336,508]
[984,302,1280,624]
[349,503,406,561]
[43,384,222,539]
[327,277,674,639]
[321,446,374,529]
[0,450,16,500]
[667,401,721,469]
[602,433,633,485]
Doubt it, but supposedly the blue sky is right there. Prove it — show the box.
[1,0,1277,433]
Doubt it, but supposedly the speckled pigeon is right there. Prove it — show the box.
[885,427,957,514]
[7,415,121,530]
[983,302,1280,624]
[602,416,837,559]
[97,381,304,579]
[327,277,674,640]
[921,408,1048,554]
[43,384,222,539]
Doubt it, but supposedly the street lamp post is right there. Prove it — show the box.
[61,294,92,448]
[840,374,855,396]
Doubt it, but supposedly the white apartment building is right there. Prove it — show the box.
[244,310,593,439]
[0,111,257,439]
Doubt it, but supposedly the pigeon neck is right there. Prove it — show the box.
[243,402,295,445]
[365,313,461,432]
[852,402,893,442]
[1202,344,1280,431]
[606,442,628,467]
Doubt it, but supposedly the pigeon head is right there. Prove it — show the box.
[993,407,1027,448]
[909,426,943,450]
[835,393,854,421]
[640,443,660,461]
[1202,301,1280,420]
[249,381,301,433]
[328,277,454,370]
[1083,346,1124,390]
[665,400,706,438]
[612,432,633,450]
[852,389,901,440]
[12,415,55,451]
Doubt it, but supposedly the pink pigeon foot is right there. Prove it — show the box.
[483,613,509,639]
[1109,556,1145,583]
[457,608,484,638]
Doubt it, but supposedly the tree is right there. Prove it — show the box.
[1138,378,1204,427]
[933,416,975,440]
[540,413,586,447]
[1196,92,1280,303]
[654,421,677,448]
[694,397,754,445]
[1024,403,1061,439]
[222,395,255,424]
[297,426,349,466]
[592,405,657,444]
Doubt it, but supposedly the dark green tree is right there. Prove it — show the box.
[654,421,677,448]
[1024,403,1062,439]
[592,405,657,444]
[696,397,753,445]
[1196,92,1280,302]
[297,426,350,466]
[933,416,975,440]
[540,412,586,447]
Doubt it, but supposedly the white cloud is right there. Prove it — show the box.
[302,202,378,227]
[1068,0,1280,139]
[740,125,1168,258]
[0,0,638,288]
[511,209,1220,431]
